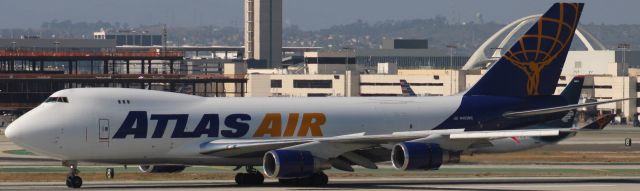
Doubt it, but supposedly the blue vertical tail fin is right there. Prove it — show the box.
[465,3,584,97]
[400,80,417,97]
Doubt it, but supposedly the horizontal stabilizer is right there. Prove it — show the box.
[580,114,616,130]
[503,98,630,118]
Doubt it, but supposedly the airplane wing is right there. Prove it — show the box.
[502,98,629,118]
[199,128,568,157]
[200,129,462,156]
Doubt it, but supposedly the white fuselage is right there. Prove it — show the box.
[6,88,463,165]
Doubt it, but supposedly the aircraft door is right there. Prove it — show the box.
[98,119,110,143]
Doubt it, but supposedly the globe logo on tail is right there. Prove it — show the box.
[502,3,581,95]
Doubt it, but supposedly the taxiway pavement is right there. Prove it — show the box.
[0,177,638,191]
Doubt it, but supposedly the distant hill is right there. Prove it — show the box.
[283,18,640,55]
[1,19,638,55]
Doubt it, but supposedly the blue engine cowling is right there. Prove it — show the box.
[138,165,186,173]
[391,142,443,170]
[263,150,316,178]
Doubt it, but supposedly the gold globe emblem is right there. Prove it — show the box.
[502,3,581,95]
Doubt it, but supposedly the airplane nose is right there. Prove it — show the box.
[5,106,49,142]
[4,117,28,142]
[4,109,48,146]
[3,110,59,156]
[2,106,74,159]
[4,123,17,139]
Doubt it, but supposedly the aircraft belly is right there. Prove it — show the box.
[84,157,263,166]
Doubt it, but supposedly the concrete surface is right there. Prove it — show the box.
[0,177,638,191]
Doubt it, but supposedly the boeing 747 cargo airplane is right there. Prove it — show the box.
[5,3,617,188]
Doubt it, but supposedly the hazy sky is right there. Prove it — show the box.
[0,0,637,30]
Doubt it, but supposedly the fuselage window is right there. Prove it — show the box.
[44,97,69,103]
[44,97,55,103]
[118,100,122,104]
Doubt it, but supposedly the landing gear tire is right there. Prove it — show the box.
[310,172,329,186]
[278,178,296,185]
[63,161,82,188]
[235,172,264,185]
[66,176,83,188]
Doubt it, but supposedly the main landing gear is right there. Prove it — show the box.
[278,172,328,186]
[63,161,83,188]
[234,166,264,185]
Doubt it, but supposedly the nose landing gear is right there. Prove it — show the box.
[63,161,83,188]
[234,166,264,185]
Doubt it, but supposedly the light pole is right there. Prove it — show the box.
[53,41,61,72]
[342,47,354,72]
[446,45,457,95]
[11,41,16,52]
[446,45,457,69]
[342,47,354,97]
[618,43,631,123]
[618,43,630,75]
[53,41,61,54]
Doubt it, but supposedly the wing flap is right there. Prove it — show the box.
[450,129,560,139]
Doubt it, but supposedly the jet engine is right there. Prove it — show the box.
[262,150,329,178]
[138,165,186,173]
[391,142,450,170]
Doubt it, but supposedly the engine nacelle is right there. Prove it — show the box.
[138,165,186,173]
[263,150,328,178]
[391,142,448,170]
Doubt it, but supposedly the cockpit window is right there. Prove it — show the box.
[45,97,69,103]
